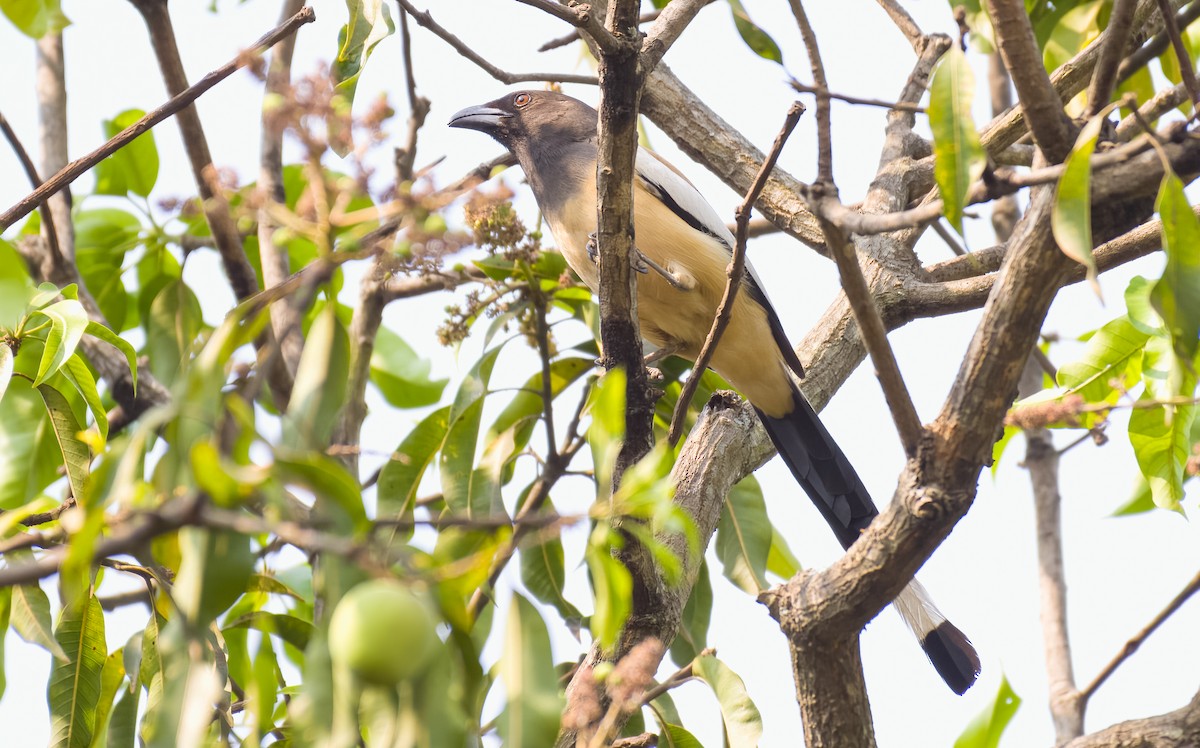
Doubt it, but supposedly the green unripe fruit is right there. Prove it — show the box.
[328,580,438,685]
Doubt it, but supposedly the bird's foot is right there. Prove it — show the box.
[585,232,652,276]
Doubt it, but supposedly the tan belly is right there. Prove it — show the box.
[545,180,796,418]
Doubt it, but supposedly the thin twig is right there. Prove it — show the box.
[667,102,805,446]
[873,0,924,52]
[1155,0,1200,108]
[397,0,599,85]
[639,648,715,705]
[1117,0,1200,85]
[1079,568,1200,701]
[788,80,925,113]
[540,9,661,52]
[0,110,62,262]
[1086,0,1140,117]
[788,0,833,183]
[819,215,925,455]
[0,6,316,232]
[930,220,967,256]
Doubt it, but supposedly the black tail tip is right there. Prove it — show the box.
[921,621,981,695]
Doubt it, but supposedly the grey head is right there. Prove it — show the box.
[448,90,598,154]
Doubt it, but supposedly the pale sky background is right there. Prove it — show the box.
[1,1,1199,746]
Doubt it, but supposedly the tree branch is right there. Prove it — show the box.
[0,5,316,232]
[667,102,805,446]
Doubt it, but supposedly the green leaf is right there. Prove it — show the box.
[715,475,771,595]
[0,376,61,508]
[1056,316,1150,405]
[1113,476,1156,516]
[1052,110,1105,295]
[726,0,783,64]
[11,583,69,661]
[225,611,315,653]
[1130,333,1196,509]
[38,380,91,501]
[75,209,139,332]
[693,654,763,748]
[377,405,450,528]
[0,0,69,38]
[48,594,107,748]
[144,278,202,388]
[954,674,1022,748]
[586,538,633,652]
[659,723,705,748]
[173,528,255,623]
[1152,170,1200,366]
[0,342,12,404]
[765,528,802,580]
[106,670,141,748]
[62,354,107,441]
[370,326,447,408]
[329,0,395,155]
[929,45,985,233]
[90,646,126,748]
[0,587,8,700]
[669,560,711,667]
[33,298,89,386]
[519,533,584,624]
[284,303,349,449]
[498,594,564,747]
[84,321,136,393]
[441,347,502,516]
[93,109,158,197]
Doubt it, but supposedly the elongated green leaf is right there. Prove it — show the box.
[1128,337,1195,511]
[0,342,11,403]
[954,674,1022,748]
[1052,111,1105,295]
[90,647,126,748]
[144,278,202,388]
[1056,316,1150,404]
[370,326,447,408]
[659,723,705,748]
[377,405,450,525]
[0,0,69,37]
[766,528,802,580]
[106,677,140,748]
[586,537,633,652]
[248,632,279,742]
[329,0,395,155]
[62,354,107,441]
[1152,170,1200,366]
[715,476,771,595]
[93,110,157,197]
[76,210,139,332]
[11,583,68,661]
[693,654,762,748]
[34,298,89,386]
[0,587,8,700]
[285,303,349,449]
[670,560,711,667]
[498,594,563,747]
[84,321,136,393]
[38,381,91,500]
[929,46,985,233]
[520,533,583,624]
[726,0,783,64]
[48,594,107,748]
[0,377,61,508]
[173,528,255,624]
[225,611,315,653]
[441,347,501,515]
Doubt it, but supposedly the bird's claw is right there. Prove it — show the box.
[586,232,649,274]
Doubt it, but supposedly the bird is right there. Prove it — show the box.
[449,90,980,695]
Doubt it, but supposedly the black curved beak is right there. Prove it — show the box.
[448,104,510,132]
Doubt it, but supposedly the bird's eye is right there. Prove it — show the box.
[513,93,532,108]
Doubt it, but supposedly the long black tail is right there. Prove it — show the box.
[755,383,981,695]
